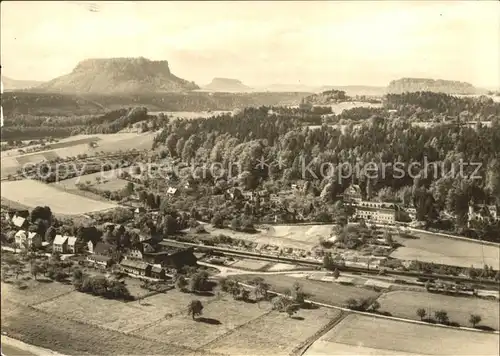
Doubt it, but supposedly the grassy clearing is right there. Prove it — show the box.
[207,306,343,355]
[305,314,499,355]
[392,231,500,268]
[378,290,500,330]
[1,180,118,214]
[229,259,270,271]
[135,294,271,348]
[233,274,380,306]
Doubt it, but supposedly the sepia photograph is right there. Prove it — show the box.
[1,1,499,355]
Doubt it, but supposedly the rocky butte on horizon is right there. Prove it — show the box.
[387,77,482,95]
[33,57,199,94]
[202,77,253,92]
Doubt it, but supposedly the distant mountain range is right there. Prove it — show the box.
[32,57,199,94]
[3,57,490,97]
[1,76,43,91]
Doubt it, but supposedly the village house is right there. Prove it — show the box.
[12,215,28,229]
[134,207,146,216]
[468,204,499,227]
[14,230,28,248]
[120,259,152,277]
[86,254,113,269]
[154,241,198,269]
[151,265,166,280]
[167,187,178,196]
[53,235,69,253]
[27,232,42,249]
[225,187,243,201]
[67,236,81,254]
[88,241,116,255]
[343,184,363,203]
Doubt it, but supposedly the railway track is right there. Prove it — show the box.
[161,239,500,288]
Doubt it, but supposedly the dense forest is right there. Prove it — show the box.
[149,93,500,239]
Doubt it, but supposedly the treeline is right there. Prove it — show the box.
[1,91,307,116]
[385,91,500,118]
[2,107,151,140]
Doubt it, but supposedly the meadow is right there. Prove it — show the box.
[304,314,500,355]
[392,231,500,268]
[233,274,380,306]
[377,290,500,330]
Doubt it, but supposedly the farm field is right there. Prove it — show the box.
[1,298,197,356]
[34,288,216,334]
[135,294,272,348]
[206,307,344,355]
[0,179,118,214]
[392,231,500,268]
[51,169,128,192]
[1,132,155,178]
[149,110,232,119]
[304,314,500,355]
[233,274,380,306]
[1,280,74,306]
[2,277,347,355]
[377,290,500,330]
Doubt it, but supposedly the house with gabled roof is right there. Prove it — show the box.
[27,232,42,249]
[120,259,151,277]
[67,236,81,254]
[343,184,363,203]
[53,235,69,253]
[12,215,28,229]
[14,230,28,248]
[86,254,113,269]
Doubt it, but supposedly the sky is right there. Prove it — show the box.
[1,1,499,88]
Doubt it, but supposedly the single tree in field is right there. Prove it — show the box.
[254,280,270,303]
[345,298,358,310]
[416,308,426,321]
[13,265,23,279]
[434,310,449,324]
[369,300,381,312]
[469,314,482,328]
[30,263,42,280]
[187,300,203,320]
[332,268,340,279]
[285,303,301,318]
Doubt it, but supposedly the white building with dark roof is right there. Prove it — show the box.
[53,235,69,253]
